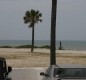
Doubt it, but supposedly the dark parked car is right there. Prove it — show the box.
[0,57,12,80]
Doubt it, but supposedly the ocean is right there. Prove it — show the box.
[0,40,86,51]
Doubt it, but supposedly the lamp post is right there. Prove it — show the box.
[50,0,57,65]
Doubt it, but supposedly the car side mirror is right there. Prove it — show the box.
[8,66,12,73]
[40,72,45,76]
[40,72,49,77]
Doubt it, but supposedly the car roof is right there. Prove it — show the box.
[51,64,86,68]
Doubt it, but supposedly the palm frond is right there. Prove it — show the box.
[36,10,39,15]
[24,20,29,24]
[23,16,27,20]
[29,23,34,28]
[40,19,42,22]
[31,9,36,17]
[25,11,30,17]
[38,13,42,17]
[23,16,29,23]
[23,9,42,26]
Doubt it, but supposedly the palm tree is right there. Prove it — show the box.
[23,9,42,52]
[50,0,57,65]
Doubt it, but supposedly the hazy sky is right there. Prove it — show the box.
[0,0,86,40]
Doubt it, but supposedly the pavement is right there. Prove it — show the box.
[9,68,45,80]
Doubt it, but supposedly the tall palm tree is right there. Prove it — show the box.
[23,9,42,52]
[50,0,57,65]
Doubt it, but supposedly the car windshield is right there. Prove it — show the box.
[45,66,52,77]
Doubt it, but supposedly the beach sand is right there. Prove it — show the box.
[0,48,86,68]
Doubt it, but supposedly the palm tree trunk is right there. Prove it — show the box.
[31,24,34,52]
[50,0,57,65]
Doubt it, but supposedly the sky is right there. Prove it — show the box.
[0,0,86,40]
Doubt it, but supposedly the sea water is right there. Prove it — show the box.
[0,40,86,51]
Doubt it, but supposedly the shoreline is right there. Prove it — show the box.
[0,48,86,68]
[1,48,86,54]
[0,44,86,51]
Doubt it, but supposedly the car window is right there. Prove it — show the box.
[59,68,86,79]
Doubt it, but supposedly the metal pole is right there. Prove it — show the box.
[50,0,57,65]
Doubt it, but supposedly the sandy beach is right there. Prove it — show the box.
[0,48,86,68]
